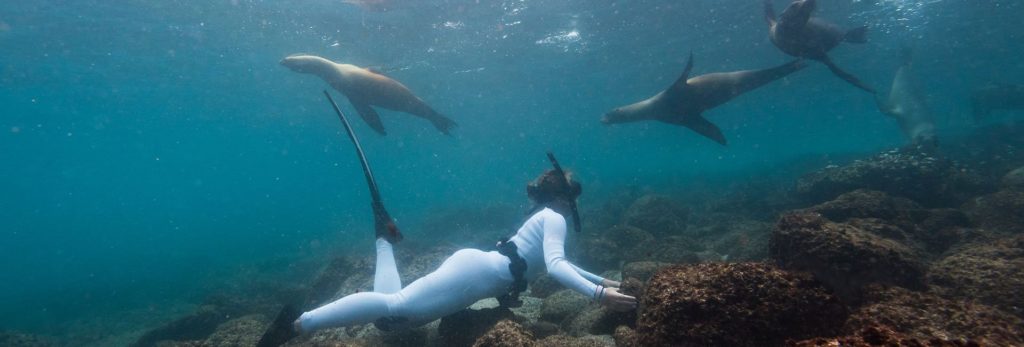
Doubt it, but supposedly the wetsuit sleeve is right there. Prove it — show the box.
[541,211,602,299]
[569,264,605,285]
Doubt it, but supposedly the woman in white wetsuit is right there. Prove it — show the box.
[294,168,638,334]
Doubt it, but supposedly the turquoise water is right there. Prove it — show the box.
[1,0,1020,342]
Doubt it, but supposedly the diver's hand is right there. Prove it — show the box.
[600,287,637,312]
[601,279,621,288]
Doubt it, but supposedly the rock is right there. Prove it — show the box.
[0,331,55,347]
[131,305,231,347]
[613,326,638,347]
[787,324,980,347]
[770,211,928,301]
[472,320,535,347]
[439,307,515,347]
[703,217,773,262]
[962,190,1024,233]
[640,236,702,264]
[804,189,927,231]
[535,334,615,347]
[539,290,589,324]
[564,306,634,336]
[527,275,560,299]
[1002,166,1024,190]
[636,263,846,347]
[623,195,689,235]
[795,148,989,207]
[203,315,267,347]
[575,237,623,271]
[845,286,1024,345]
[621,262,673,284]
[928,235,1024,318]
[525,321,559,340]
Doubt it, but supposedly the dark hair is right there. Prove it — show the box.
[527,169,582,204]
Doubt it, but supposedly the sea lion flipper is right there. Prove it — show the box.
[763,0,777,24]
[820,54,876,93]
[844,26,868,44]
[681,114,727,146]
[427,113,458,136]
[351,100,388,135]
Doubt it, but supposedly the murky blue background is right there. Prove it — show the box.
[1,0,1020,340]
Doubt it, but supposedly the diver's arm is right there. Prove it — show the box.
[540,211,613,301]
[569,264,606,284]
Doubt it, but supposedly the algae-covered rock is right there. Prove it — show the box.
[472,320,535,347]
[623,195,689,235]
[787,324,979,347]
[439,307,515,347]
[564,306,634,337]
[962,190,1024,233]
[928,235,1024,318]
[771,211,928,300]
[535,334,615,347]
[203,314,267,347]
[636,263,846,347]
[1002,166,1024,190]
[0,331,55,347]
[796,148,989,207]
[539,290,588,324]
[845,286,1024,345]
[613,326,638,347]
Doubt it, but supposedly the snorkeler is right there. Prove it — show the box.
[291,155,637,336]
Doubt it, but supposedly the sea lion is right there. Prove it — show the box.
[971,83,1024,121]
[876,48,936,147]
[765,0,874,93]
[602,54,805,145]
[281,54,456,136]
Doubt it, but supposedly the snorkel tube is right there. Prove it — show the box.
[546,152,582,233]
[323,90,402,243]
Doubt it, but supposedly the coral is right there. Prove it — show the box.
[795,148,989,208]
[788,324,980,347]
[539,290,589,324]
[636,263,846,347]
[438,307,515,347]
[623,195,690,236]
[771,211,928,300]
[928,235,1024,318]
[845,286,1024,345]
[961,190,1024,233]
[472,320,536,347]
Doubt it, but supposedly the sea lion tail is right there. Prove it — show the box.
[429,114,458,136]
[844,26,868,44]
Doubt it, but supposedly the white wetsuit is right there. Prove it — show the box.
[298,208,605,332]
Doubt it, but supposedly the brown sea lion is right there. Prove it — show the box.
[765,0,874,93]
[876,48,936,147]
[602,54,805,145]
[971,83,1024,121]
[281,54,456,136]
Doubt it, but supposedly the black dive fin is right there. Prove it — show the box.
[820,54,876,93]
[844,26,868,44]
[351,100,387,135]
[669,53,695,93]
[682,114,727,146]
[256,304,302,347]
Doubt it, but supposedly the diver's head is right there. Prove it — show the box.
[280,54,328,74]
[527,169,582,208]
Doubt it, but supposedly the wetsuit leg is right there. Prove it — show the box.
[374,239,402,294]
[297,249,512,332]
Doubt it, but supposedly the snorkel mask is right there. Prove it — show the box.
[529,152,582,232]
